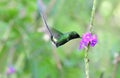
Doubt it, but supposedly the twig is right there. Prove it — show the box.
[52,45,63,78]
[84,47,89,78]
[89,0,96,32]
[52,46,62,70]
[84,0,97,78]
[112,53,120,78]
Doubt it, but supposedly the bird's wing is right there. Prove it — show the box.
[52,28,63,39]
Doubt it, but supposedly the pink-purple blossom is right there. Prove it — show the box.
[6,66,15,75]
[79,32,97,49]
[90,34,97,47]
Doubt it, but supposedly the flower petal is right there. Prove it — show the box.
[82,32,92,46]
[90,34,97,47]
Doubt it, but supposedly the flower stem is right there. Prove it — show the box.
[85,47,89,78]
[84,0,96,78]
[89,0,97,32]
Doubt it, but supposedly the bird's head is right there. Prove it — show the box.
[69,31,81,39]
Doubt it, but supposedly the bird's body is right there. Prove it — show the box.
[51,30,80,47]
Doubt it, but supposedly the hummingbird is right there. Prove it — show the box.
[37,0,81,47]
[51,29,80,47]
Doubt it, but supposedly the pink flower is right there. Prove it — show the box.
[82,32,92,46]
[79,32,97,49]
[6,66,15,75]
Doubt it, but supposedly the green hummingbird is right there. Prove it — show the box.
[37,0,81,47]
[51,29,80,47]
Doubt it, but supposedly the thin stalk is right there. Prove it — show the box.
[84,47,89,78]
[84,0,96,78]
[89,0,96,32]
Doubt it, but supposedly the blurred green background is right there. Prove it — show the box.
[0,0,120,78]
